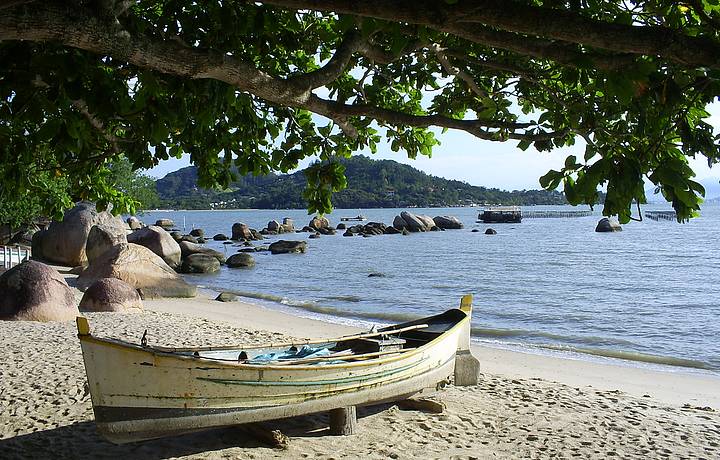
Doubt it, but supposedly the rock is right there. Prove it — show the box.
[301,226,314,233]
[86,224,128,263]
[268,240,307,254]
[255,245,269,252]
[170,231,183,242]
[0,261,78,321]
[226,253,256,268]
[368,272,386,278]
[238,247,257,253]
[309,232,320,239]
[155,218,175,230]
[309,216,330,231]
[267,220,281,233]
[362,233,372,238]
[343,230,354,237]
[595,217,622,232]
[127,226,182,269]
[189,228,204,238]
[180,253,221,274]
[401,228,410,236]
[400,211,427,232]
[384,226,401,235]
[197,237,206,244]
[222,241,233,245]
[179,241,226,263]
[31,201,126,266]
[433,215,464,230]
[215,292,237,302]
[180,235,198,244]
[213,233,229,241]
[485,228,497,235]
[417,214,436,231]
[250,229,263,240]
[337,223,346,230]
[127,216,143,230]
[281,217,295,233]
[471,229,481,233]
[318,227,336,235]
[363,222,386,235]
[76,243,196,298]
[232,222,254,240]
[79,278,143,312]
[393,215,408,230]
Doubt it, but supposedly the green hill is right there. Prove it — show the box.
[155,155,567,209]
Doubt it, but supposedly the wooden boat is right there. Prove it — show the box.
[340,215,367,221]
[76,295,478,444]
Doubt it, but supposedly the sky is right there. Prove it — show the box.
[147,106,720,192]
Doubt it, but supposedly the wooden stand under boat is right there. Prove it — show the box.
[76,295,479,444]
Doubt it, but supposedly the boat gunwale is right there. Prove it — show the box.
[78,310,468,372]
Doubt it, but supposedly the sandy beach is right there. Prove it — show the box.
[1,290,719,459]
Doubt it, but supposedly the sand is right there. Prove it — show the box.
[1,291,719,459]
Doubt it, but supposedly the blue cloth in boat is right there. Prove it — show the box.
[248,345,331,364]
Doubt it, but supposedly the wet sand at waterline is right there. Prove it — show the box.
[1,292,719,459]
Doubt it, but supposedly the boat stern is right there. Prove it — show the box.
[454,295,480,386]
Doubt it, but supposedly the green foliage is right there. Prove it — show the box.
[2,1,720,222]
[156,155,568,209]
[107,157,161,210]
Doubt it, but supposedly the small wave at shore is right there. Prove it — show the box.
[537,344,714,371]
[208,287,718,372]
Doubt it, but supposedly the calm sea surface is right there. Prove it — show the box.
[139,205,720,374]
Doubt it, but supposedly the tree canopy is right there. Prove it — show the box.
[2,0,720,222]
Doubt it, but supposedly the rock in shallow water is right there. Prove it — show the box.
[268,240,307,254]
[226,253,256,268]
[180,253,220,274]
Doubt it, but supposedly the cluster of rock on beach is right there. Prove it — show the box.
[0,203,479,323]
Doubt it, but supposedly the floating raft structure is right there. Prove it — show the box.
[523,210,593,219]
[645,210,677,221]
[478,206,522,223]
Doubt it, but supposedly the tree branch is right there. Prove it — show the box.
[263,0,720,69]
[0,3,560,143]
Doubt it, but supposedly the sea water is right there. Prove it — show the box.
[139,205,720,374]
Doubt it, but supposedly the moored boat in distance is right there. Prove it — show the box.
[76,295,479,444]
[340,215,367,221]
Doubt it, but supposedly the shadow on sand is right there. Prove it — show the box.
[0,404,392,459]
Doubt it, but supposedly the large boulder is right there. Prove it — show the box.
[76,243,196,298]
[127,226,182,269]
[79,278,143,313]
[31,202,126,266]
[433,215,464,230]
[268,240,307,254]
[595,218,622,232]
[127,216,143,230]
[189,228,204,238]
[417,214,436,231]
[180,254,221,274]
[179,241,226,263]
[0,261,78,321]
[309,216,330,231]
[226,253,256,268]
[399,211,427,232]
[232,222,254,240]
[86,224,128,263]
[393,215,408,230]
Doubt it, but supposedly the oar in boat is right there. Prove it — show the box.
[153,323,430,353]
